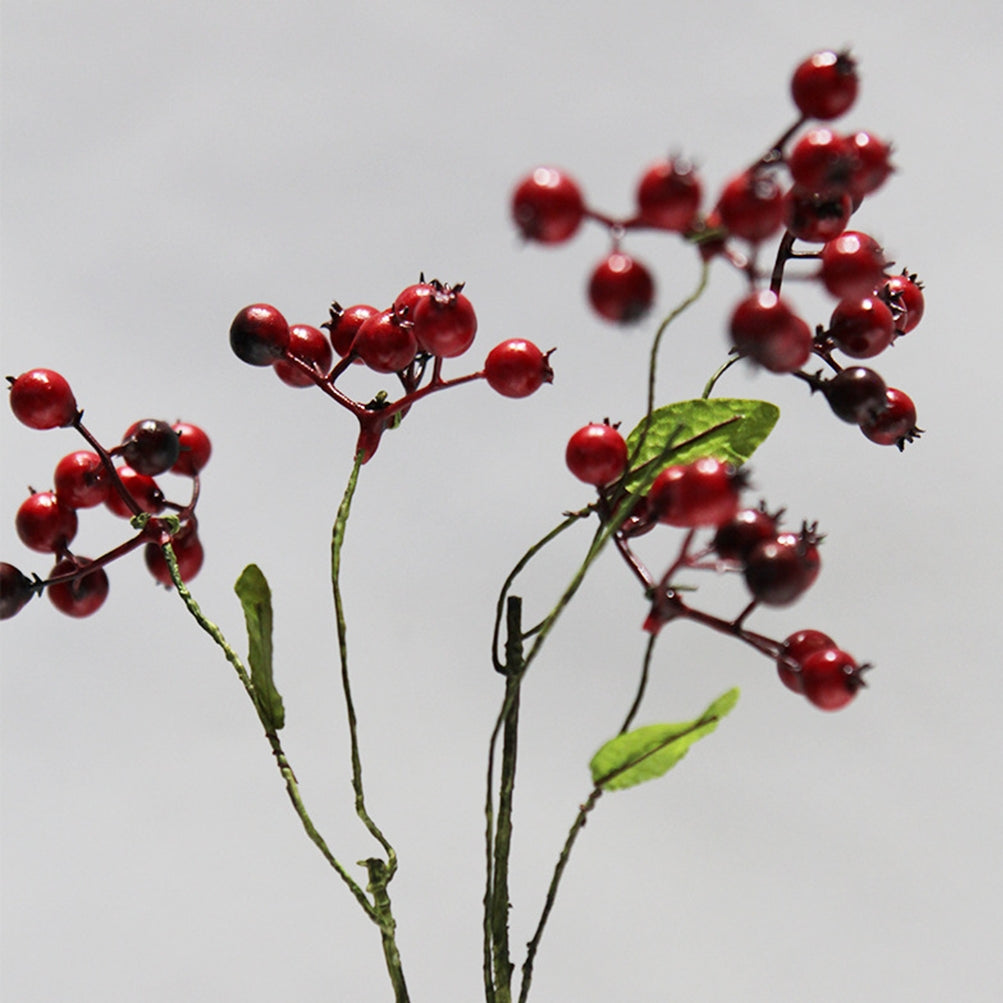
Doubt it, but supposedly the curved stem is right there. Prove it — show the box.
[701,354,742,399]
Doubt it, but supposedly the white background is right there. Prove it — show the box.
[2,2,1001,1000]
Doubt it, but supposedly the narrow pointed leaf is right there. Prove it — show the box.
[624,399,779,491]
[234,564,285,731]
[589,687,739,791]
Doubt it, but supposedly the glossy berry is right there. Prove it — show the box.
[230,304,290,366]
[635,158,702,232]
[274,324,334,387]
[120,419,182,476]
[800,647,865,710]
[822,367,888,424]
[54,450,110,508]
[647,457,742,528]
[105,466,164,518]
[144,523,204,588]
[729,291,813,373]
[47,558,109,617]
[860,387,920,449]
[16,491,78,554]
[776,629,835,694]
[484,339,554,398]
[716,170,785,243]
[819,231,888,299]
[846,131,894,197]
[784,187,852,243]
[324,303,378,359]
[171,422,212,476]
[1,562,35,619]
[511,167,586,244]
[829,296,895,359]
[565,423,628,486]
[712,506,781,562]
[786,129,857,193]
[8,369,77,429]
[392,280,435,322]
[587,252,655,323]
[790,50,858,120]
[412,284,478,357]
[743,527,821,606]
[879,271,924,334]
[351,309,418,373]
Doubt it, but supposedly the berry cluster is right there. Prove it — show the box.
[2,368,210,619]
[564,420,867,710]
[512,50,924,451]
[230,277,553,462]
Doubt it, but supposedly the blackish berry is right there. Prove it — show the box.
[713,506,781,562]
[120,419,182,476]
[1,562,36,619]
[743,527,821,606]
[230,304,290,366]
[8,369,77,430]
[511,167,586,244]
[822,367,888,424]
[484,340,554,398]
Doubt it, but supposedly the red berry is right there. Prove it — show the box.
[635,158,702,232]
[879,271,924,334]
[820,231,889,299]
[145,522,204,587]
[822,367,888,424]
[787,129,858,193]
[790,50,859,120]
[16,491,78,554]
[229,304,290,366]
[511,167,585,244]
[392,280,435,321]
[777,629,835,694]
[729,290,813,373]
[743,527,821,606]
[846,131,894,198]
[105,465,164,518]
[565,423,628,487]
[412,284,478,357]
[54,450,110,508]
[120,419,182,476]
[8,369,77,429]
[171,422,212,475]
[274,324,334,387]
[800,647,865,710]
[713,506,781,562]
[325,303,378,359]
[587,252,655,323]
[716,170,785,243]
[647,457,741,528]
[860,387,920,449]
[351,308,418,373]
[829,296,895,359]
[484,339,553,398]
[47,557,109,617]
[1,562,35,619]
[784,187,852,243]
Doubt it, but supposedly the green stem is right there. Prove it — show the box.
[701,353,742,399]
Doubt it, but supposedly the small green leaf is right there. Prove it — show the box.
[234,564,285,731]
[589,687,739,791]
[624,399,779,491]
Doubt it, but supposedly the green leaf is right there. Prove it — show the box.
[234,564,285,731]
[589,687,739,791]
[623,399,779,491]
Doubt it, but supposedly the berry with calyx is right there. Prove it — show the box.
[511,167,585,244]
[120,419,182,476]
[790,50,858,120]
[743,524,822,606]
[105,466,165,518]
[846,131,894,198]
[784,187,852,243]
[716,170,785,243]
[860,387,921,449]
[829,296,895,358]
[648,457,742,528]
[713,505,782,562]
[47,558,109,617]
[324,303,378,359]
[1,562,36,619]
[8,369,77,430]
[822,367,888,424]
[729,290,813,373]
[484,339,554,398]
[54,450,110,508]
[412,283,478,357]
[786,128,858,194]
[776,629,835,694]
[274,324,334,387]
[144,522,204,587]
[636,158,702,232]
[587,253,655,323]
[230,304,290,366]
[351,309,418,373]
[565,422,628,487]
[171,422,212,476]
[393,279,435,321]
[820,231,889,299]
[16,491,78,553]
[800,647,867,710]
[879,271,924,334]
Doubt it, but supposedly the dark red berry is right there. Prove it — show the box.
[54,450,110,508]
[392,280,435,321]
[635,158,702,232]
[274,324,334,387]
[647,457,742,528]
[777,629,835,694]
[145,522,204,588]
[790,50,859,120]
[1,562,36,619]
[47,557,109,617]
[784,187,852,243]
[484,339,554,398]
[716,170,785,243]
[587,253,655,324]
[729,291,813,373]
[229,304,290,366]
[412,284,478,357]
[565,423,628,486]
[351,309,418,373]
[8,369,77,429]
[105,466,164,518]
[713,506,781,562]
[120,419,182,476]
[879,271,924,334]
[822,367,888,424]
[846,131,894,198]
[829,296,895,359]
[16,491,78,554]
[511,167,586,244]
[860,387,920,449]
[820,231,889,299]
[787,129,858,193]
[743,527,821,606]
[324,303,378,359]
[800,647,865,710]
[171,422,212,475]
